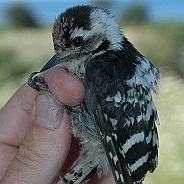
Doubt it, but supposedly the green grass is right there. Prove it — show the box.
[0,27,184,184]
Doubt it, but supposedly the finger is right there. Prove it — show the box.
[0,67,84,179]
[0,67,84,147]
[43,66,85,106]
[0,83,37,179]
[1,92,71,184]
[0,83,37,147]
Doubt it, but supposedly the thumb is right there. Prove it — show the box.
[1,92,71,184]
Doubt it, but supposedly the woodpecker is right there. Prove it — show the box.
[28,5,161,184]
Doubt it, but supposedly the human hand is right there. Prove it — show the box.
[0,67,114,184]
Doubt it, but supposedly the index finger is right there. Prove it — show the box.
[0,67,85,147]
[0,83,37,179]
[0,83,37,147]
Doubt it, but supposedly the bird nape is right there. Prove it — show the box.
[28,5,161,184]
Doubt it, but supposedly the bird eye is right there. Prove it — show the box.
[72,36,83,48]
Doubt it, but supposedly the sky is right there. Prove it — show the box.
[0,0,184,26]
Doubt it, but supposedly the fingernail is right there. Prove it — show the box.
[32,91,63,130]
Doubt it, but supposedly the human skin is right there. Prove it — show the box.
[0,66,114,184]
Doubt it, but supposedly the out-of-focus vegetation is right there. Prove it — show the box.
[0,28,53,105]
[91,0,112,7]
[5,3,39,28]
[120,3,149,25]
[124,22,184,77]
[156,21,184,76]
[0,1,184,184]
[0,46,31,85]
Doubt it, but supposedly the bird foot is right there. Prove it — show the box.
[28,72,50,92]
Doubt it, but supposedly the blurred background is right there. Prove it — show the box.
[0,0,184,183]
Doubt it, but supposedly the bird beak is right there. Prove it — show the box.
[40,53,62,72]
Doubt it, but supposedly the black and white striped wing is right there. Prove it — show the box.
[85,51,160,184]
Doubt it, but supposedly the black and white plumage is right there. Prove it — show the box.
[28,5,161,184]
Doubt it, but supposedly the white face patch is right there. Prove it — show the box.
[90,8,123,50]
[70,26,108,56]
[70,8,123,52]
[70,27,91,40]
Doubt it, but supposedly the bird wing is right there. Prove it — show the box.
[85,50,160,184]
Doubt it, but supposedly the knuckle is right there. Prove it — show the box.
[16,142,49,169]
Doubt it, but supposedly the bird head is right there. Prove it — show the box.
[40,5,123,74]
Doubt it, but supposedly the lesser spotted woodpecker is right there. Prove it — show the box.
[28,5,161,184]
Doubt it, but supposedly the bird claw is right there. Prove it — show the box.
[28,71,50,92]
